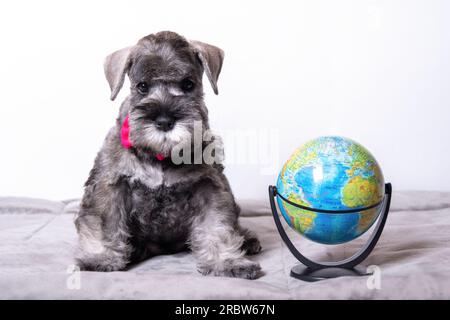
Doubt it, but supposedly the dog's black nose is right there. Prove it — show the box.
[155,115,175,132]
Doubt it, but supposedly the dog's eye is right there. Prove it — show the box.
[137,82,149,94]
[180,78,195,92]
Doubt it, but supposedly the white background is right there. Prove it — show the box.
[0,0,449,201]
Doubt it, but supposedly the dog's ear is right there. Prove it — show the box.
[104,46,134,101]
[189,40,224,95]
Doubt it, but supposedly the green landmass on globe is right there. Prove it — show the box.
[276,136,385,245]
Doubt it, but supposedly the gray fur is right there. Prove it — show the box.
[75,31,261,279]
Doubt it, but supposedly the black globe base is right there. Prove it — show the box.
[269,183,392,281]
[290,265,368,282]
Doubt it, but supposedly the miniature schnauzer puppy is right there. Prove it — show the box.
[74,31,262,279]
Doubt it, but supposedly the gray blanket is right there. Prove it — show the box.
[0,191,449,299]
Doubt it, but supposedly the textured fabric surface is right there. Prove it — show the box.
[0,192,449,299]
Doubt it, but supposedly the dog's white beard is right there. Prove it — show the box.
[138,122,192,155]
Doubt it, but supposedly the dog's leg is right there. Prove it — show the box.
[239,226,262,255]
[75,215,130,272]
[74,182,132,272]
[190,209,261,280]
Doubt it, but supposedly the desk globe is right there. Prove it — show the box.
[269,136,392,281]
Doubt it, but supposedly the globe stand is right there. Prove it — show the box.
[269,183,392,282]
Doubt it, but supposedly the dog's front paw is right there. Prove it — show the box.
[242,237,262,255]
[76,253,127,272]
[198,258,261,280]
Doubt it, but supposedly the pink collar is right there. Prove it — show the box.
[121,115,166,161]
